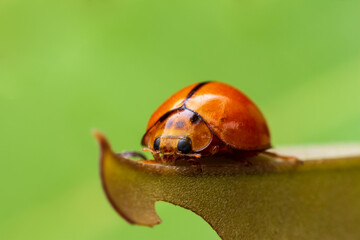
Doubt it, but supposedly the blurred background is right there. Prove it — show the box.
[1,0,360,239]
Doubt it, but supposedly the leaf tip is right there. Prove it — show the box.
[93,129,111,152]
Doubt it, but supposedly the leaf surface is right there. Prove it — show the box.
[96,132,360,240]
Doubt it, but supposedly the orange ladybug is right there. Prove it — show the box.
[141,81,271,164]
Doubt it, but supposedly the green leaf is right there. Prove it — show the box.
[96,131,360,240]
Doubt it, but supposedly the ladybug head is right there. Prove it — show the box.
[153,136,192,154]
[142,109,213,162]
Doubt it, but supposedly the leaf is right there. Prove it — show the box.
[95,131,360,240]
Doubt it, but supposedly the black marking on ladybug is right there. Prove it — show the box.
[165,120,173,128]
[158,109,177,122]
[177,137,192,154]
[220,117,227,122]
[153,137,161,151]
[176,121,185,128]
[190,112,200,124]
[183,81,211,105]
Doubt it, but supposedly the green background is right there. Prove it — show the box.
[1,0,360,239]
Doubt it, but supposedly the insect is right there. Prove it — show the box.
[140,81,275,164]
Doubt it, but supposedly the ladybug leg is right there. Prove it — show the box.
[184,153,201,158]
[142,147,155,154]
[187,159,203,173]
[142,147,162,161]
[210,145,220,155]
[262,151,302,163]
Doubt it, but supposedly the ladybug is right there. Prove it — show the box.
[141,81,271,164]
